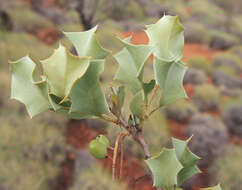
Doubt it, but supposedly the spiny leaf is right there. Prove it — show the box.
[145,15,184,62]
[200,184,222,190]
[177,165,200,187]
[114,37,153,94]
[114,48,143,94]
[10,56,51,117]
[154,57,187,106]
[64,26,110,59]
[41,44,90,103]
[172,137,201,186]
[118,36,153,77]
[172,136,200,166]
[130,90,145,119]
[69,59,109,119]
[145,148,183,189]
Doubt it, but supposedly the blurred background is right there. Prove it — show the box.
[0,0,242,190]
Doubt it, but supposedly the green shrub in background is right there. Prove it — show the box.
[212,145,242,190]
[215,65,237,77]
[184,22,210,44]
[188,0,225,27]
[185,114,228,168]
[228,45,242,60]
[209,30,239,49]
[193,84,220,111]
[230,16,242,42]
[161,0,189,21]
[211,71,242,90]
[186,56,212,74]
[184,68,207,85]
[0,115,68,190]
[124,1,146,21]
[222,101,242,137]
[8,8,54,32]
[70,164,129,190]
[57,23,84,33]
[165,99,197,122]
[212,53,242,74]
[0,32,53,68]
[170,5,190,21]
[143,111,169,155]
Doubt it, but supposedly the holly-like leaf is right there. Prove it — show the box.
[172,137,201,186]
[154,57,187,106]
[10,56,51,117]
[114,37,153,94]
[114,48,143,94]
[145,148,183,189]
[200,184,222,190]
[64,26,110,59]
[130,90,145,119]
[41,44,90,103]
[118,37,153,77]
[177,165,200,186]
[145,15,184,62]
[69,59,109,119]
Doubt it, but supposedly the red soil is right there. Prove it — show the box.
[34,28,61,45]
[66,120,100,149]
[167,119,188,140]
[229,134,242,145]
[184,84,195,98]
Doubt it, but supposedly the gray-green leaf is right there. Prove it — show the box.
[114,38,152,94]
[64,26,110,59]
[145,15,184,62]
[172,137,201,186]
[10,56,51,117]
[145,148,183,189]
[41,44,90,103]
[130,90,145,118]
[154,57,187,106]
[69,59,109,119]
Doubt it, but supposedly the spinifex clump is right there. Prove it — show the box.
[10,15,222,190]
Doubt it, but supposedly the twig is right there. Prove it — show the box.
[117,116,163,190]
[102,98,160,189]
[112,132,129,181]
[119,134,127,179]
